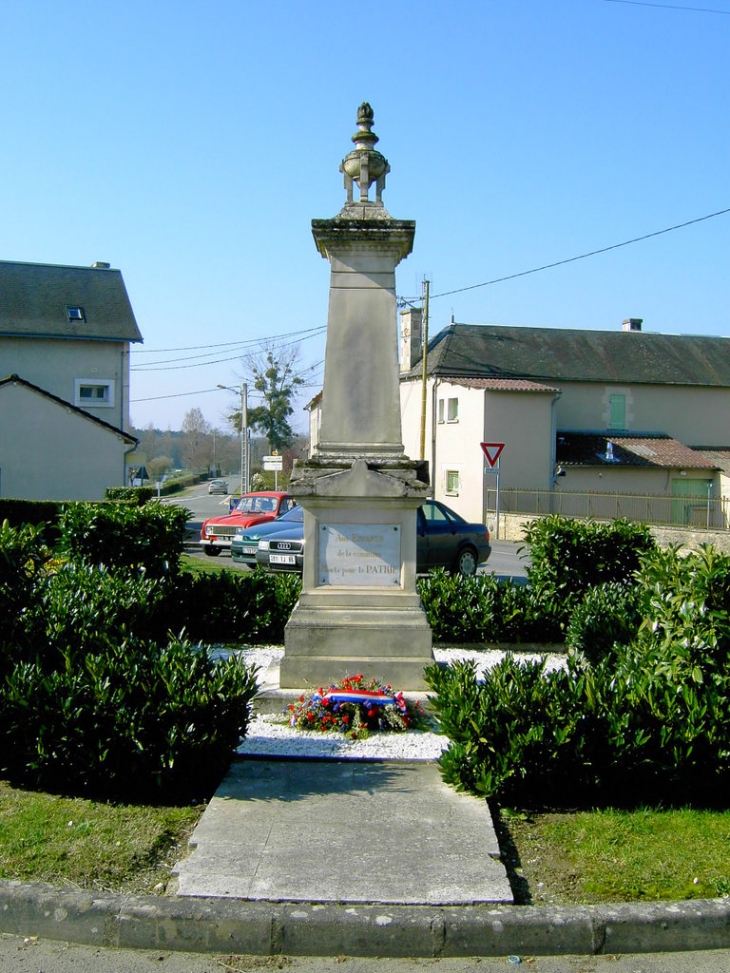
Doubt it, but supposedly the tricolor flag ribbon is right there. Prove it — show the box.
[315,688,407,712]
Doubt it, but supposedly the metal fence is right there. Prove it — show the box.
[486,487,730,530]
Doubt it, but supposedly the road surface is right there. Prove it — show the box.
[2,935,728,972]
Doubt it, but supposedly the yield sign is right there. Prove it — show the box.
[480,442,505,468]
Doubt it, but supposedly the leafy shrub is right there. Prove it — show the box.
[175,569,302,644]
[0,521,51,673]
[22,563,177,665]
[589,544,730,804]
[0,500,62,537]
[522,516,655,630]
[564,581,641,664]
[417,571,560,644]
[56,502,189,578]
[0,516,270,800]
[104,486,156,505]
[426,543,730,808]
[424,656,598,805]
[0,635,258,800]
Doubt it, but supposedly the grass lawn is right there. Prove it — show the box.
[3,776,730,903]
[180,552,245,575]
[0,781,204,895]
[498,805,730,905]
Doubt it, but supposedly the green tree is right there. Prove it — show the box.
[239,345,305,453]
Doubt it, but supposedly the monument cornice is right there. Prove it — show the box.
[312,218,415,261]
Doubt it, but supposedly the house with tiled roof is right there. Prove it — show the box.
[398,311,730,529]
[0,259,142,501]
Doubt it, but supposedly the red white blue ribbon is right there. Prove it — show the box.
[315,689,407,712]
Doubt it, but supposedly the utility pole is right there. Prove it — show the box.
[241,382,248,495]
[217,382,248,496]
[419,279,430,461]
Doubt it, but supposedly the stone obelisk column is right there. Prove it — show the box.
[280,104,433,692]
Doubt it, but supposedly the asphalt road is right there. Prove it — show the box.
[3,936,729,972]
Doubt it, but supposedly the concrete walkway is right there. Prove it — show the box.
[172,758,512,905]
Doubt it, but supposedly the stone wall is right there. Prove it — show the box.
[494,511,730,553]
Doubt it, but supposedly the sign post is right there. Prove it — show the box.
[263,453,283,490]
[481,443,505,540]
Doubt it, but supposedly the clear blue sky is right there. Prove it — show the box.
[2,0,728,432]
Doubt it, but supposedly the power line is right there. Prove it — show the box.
[131,361,325,405]
[603,0,730,12]
[131,325,326,356]
[131,327,327,372]
[416,206,730,302]
[131,387,225,404]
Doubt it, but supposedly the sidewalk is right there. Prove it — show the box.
[172,758,512,905]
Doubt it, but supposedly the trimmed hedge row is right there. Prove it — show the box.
[425,540,730,808]
[4,505,721,809]
[0,508,265,800]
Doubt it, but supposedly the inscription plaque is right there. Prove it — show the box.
[319,524,401,586]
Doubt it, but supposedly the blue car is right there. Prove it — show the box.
[230,505,303,568]
[255,500,491,576]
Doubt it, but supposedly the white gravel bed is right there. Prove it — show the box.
[233,644,566,761]
[237,715,448,761]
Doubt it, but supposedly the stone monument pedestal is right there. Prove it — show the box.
[281,459,432,691]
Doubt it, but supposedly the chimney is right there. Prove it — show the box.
[622,317,643,332]
[91,261,111,270]
[400,306,423,373]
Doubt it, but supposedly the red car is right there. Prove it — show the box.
[200,491,296,556]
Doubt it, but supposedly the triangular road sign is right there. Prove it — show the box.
[480,442,505,468]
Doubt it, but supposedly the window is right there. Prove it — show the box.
[447,397,459,422]
[437,399,445,423]
[75,379,114,408]
[66,306,86,322]
[609,394,626,430]
[445,470,460,496]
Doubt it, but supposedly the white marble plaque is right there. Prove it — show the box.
[319,524,401,586]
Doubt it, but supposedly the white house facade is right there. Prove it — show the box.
[399,311,730,530]
[0,259,142,501]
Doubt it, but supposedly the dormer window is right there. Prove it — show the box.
[66,306,86,323]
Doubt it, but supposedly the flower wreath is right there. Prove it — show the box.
[287,673,428,740]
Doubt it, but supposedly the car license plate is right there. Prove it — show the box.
[241,546,258,555]
[270,554,296,565]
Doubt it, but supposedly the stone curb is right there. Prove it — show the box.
[1,881,729,958]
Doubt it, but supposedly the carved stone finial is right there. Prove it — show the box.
[340,103,390,207]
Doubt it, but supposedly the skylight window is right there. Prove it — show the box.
[66,306,86,322]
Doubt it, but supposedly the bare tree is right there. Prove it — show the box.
[181,407,212,472]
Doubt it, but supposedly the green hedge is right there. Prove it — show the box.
[522,515,656,631]
[56,501,189,578]
[105,486,157,504]
[0,635,257,801]
[425,542,730,808]
[0,514,258,801]
[5,507,721,807]
[417,570,561,644]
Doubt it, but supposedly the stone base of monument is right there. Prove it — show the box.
[280,598,434,692]
[281,459,434,693]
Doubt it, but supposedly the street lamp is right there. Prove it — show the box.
[217,383,248,496]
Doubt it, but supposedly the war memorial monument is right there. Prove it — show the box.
[280,104,434,691]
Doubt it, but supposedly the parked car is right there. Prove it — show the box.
[255,500,491,576]
[207,478,229,495]
[200,491,296,556]
[416,500,491,575]
[231,505,304,567]
[256,517,306,573]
